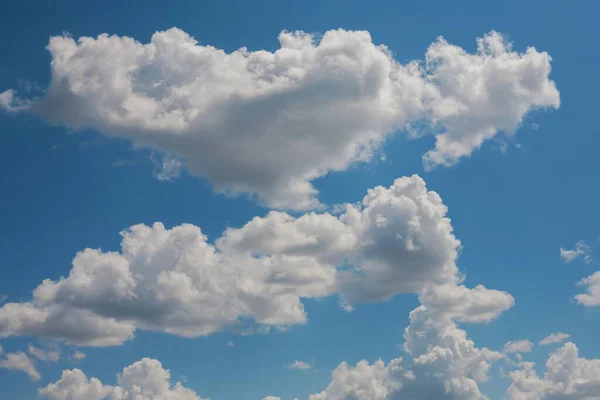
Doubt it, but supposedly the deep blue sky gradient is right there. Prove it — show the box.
[1,1,599,399]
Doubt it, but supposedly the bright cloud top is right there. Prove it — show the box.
[0,175,513,346]
[309,287,510,399]
[575,270,600,307]
[0,28,559,209]
[507,342,600,399]
[39,358,204,400]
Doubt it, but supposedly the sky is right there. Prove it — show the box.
[1,0,600,399]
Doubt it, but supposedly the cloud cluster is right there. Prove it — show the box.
[507,342,600,399]
[0,175,511,346]
[39,358,204,400]
[0,28,559,209]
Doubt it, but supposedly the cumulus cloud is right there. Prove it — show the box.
[310,303,508,400]
[39,358,203,400]
[0,29,559,209]
[539,333,571,346]
[309,358,403,400]
[286,360,312,370]
[507,342,600,399]
[0,175,512,346]
[575,270,600,307]
[310,271,512,400]
[504,340,534,354]
[28,344,61,362]
[560,240,592,264]
[0,349,41,381]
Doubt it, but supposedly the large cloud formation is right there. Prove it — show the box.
[0,175,512,346]
[507,342,600,399]
[0,29,559,209]
[39,358,204,400]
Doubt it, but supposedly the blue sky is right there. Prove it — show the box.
[1,1,600,399]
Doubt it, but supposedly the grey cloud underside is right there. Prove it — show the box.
[1,28,559,209]
[0,175,513,346]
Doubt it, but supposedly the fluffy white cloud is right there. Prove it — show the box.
[286,360,312,370]
[309,358,404,400]
[310,276,512,400]
[420,32,559,169]
[417,283,514,323]
[310,306,507,400]
[0,29,559,209]
[28,344,61,362]
[504,340,534,354]
[507,342,600,399]
[0,349,41,381]
[539,333,571,346]
[1,175,501,346]
[575,270,600,307]
[39,358,203,400]
[560,240,592,264]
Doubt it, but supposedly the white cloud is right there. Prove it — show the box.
[310,273,512,400]
[310,303,508,400]
[0,350,41,381]
[504,340,534,354]
[226,341,235,347]
[309,358,403,400]
[417,283,514,323]
[286,360,312,370]
[0,29,559,209]
[575,270,600,307]
[0,174,507,346]
[507,342,600,399]
[560,240,592,264]
[28,343,61,362]
[539,333,571,346]
[39,358,204,400]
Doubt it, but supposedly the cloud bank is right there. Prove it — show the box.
[0,28,559,209]
[0,175,512,346]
